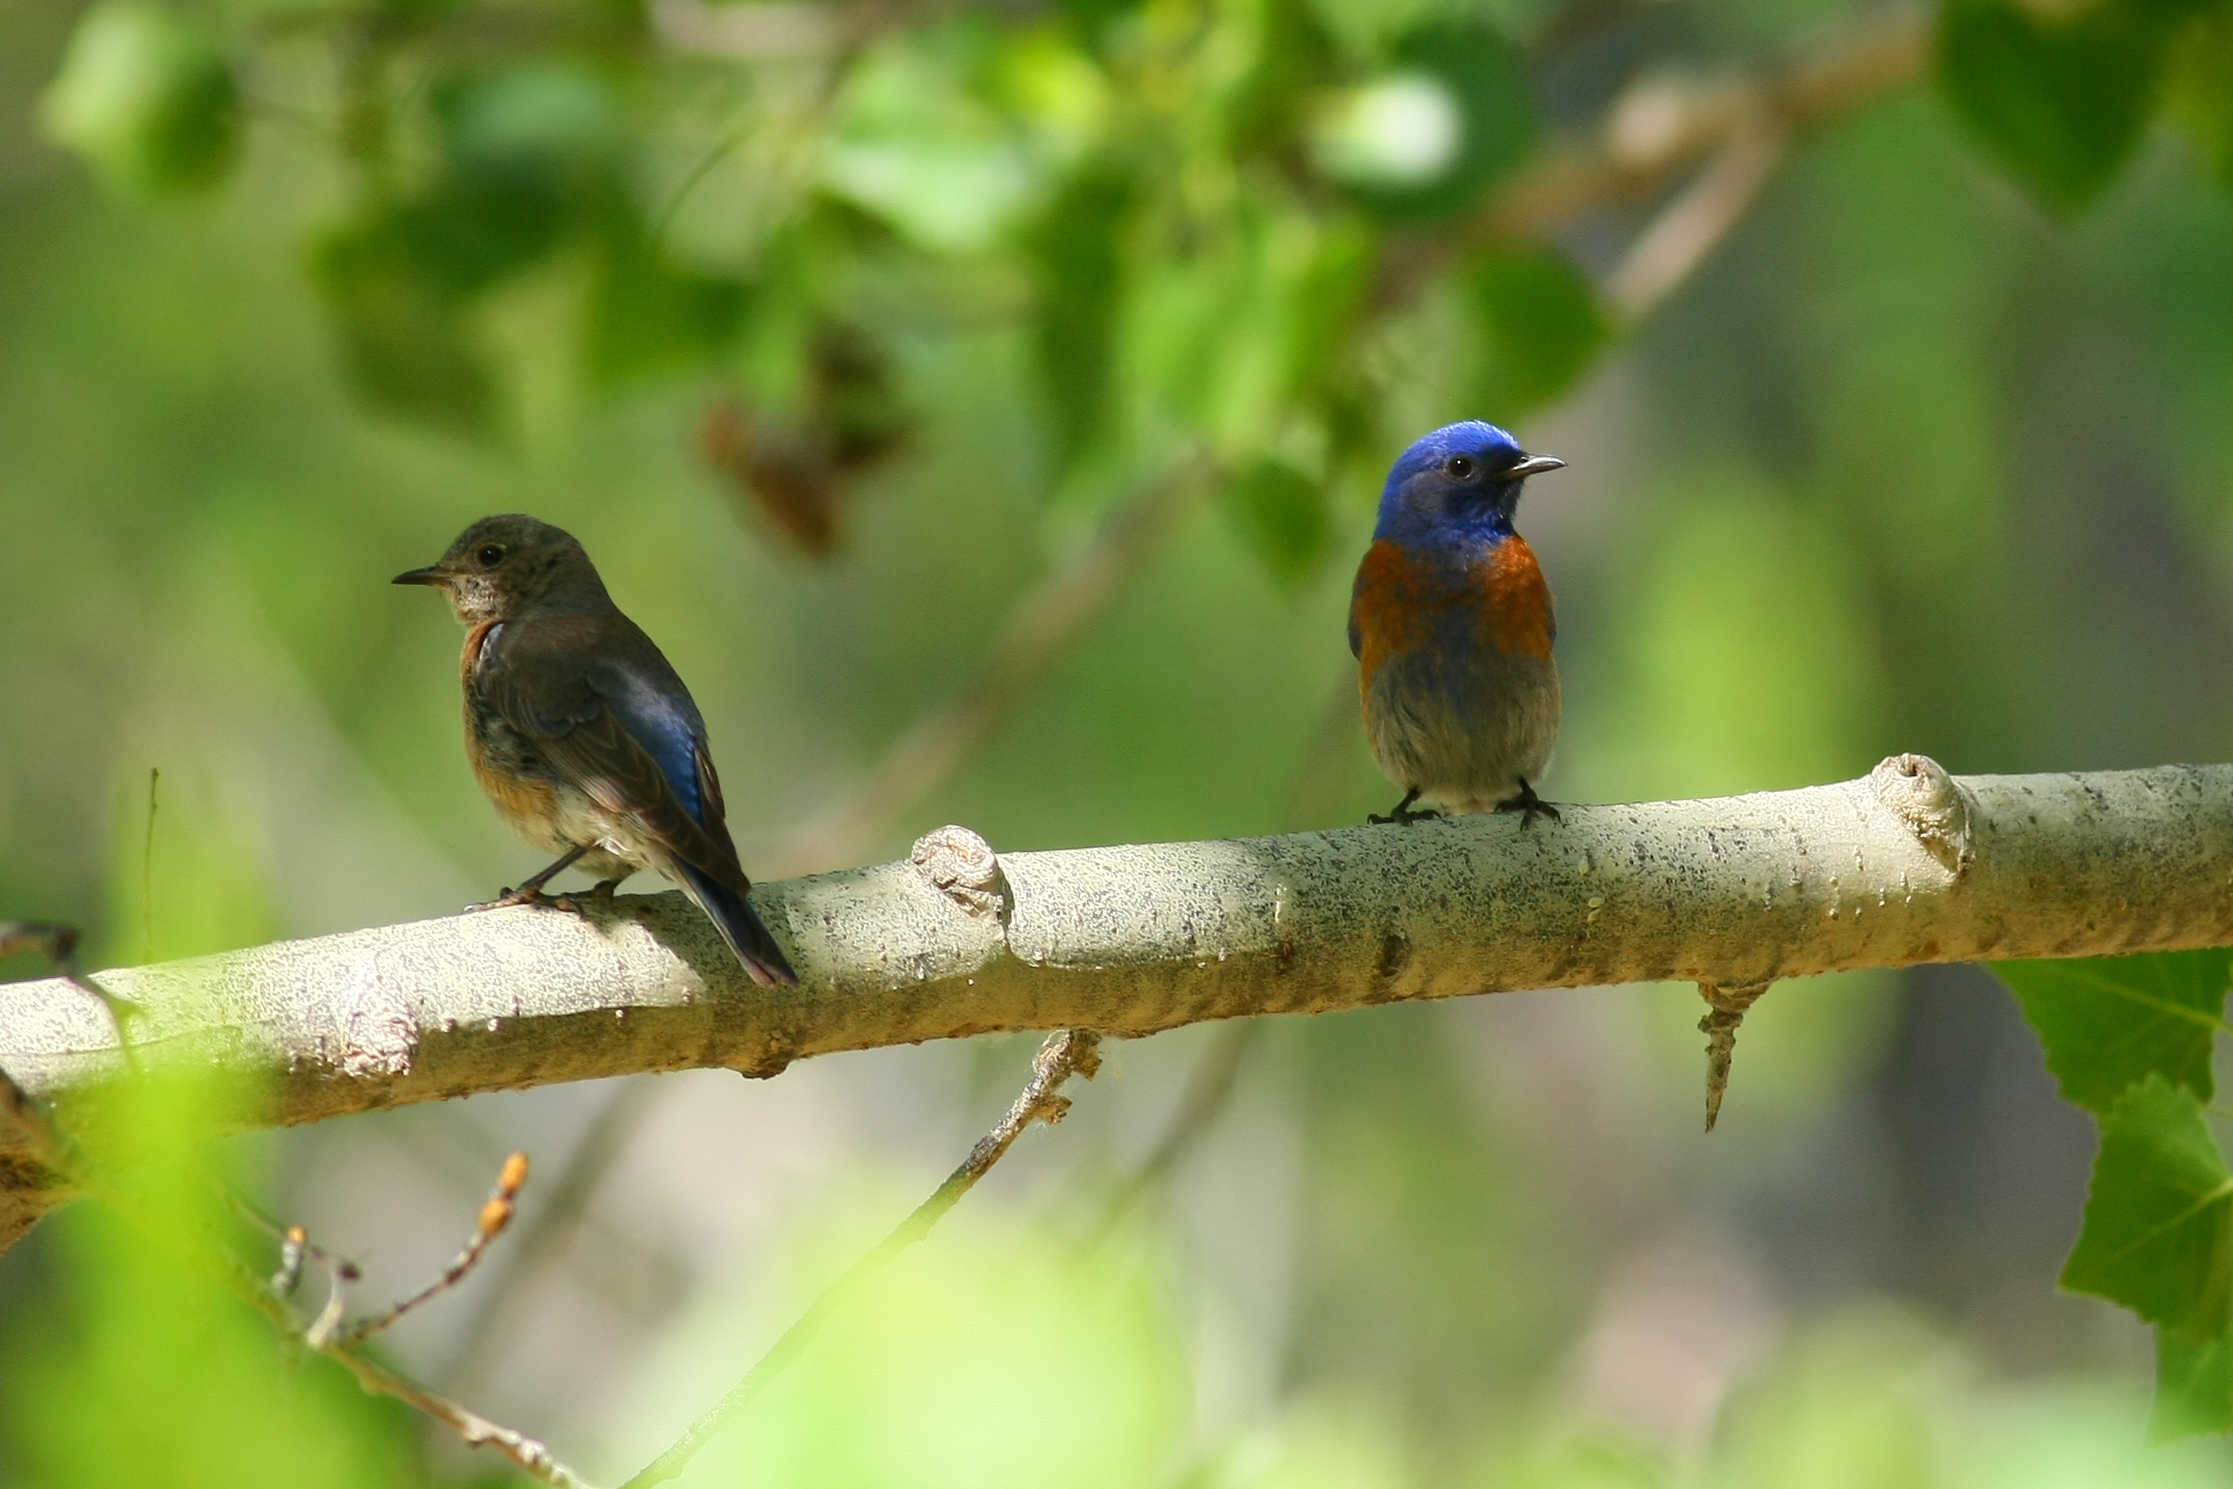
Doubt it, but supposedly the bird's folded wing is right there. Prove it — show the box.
[484,651,747,887]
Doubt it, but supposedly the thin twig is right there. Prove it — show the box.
[768,456,1216,876]
[238,1210,598,1486]
[0,1011,599,1488]
[303,1244,354,1349]
[341,1151,529,1345]
[1498,6,1919,239]
[443,1080,662,1394]
[621,1029,1104,1489]
[1373,6,1925,312]
[239,1224,606,1489]
[1605,113,1787,321]
[6,1091,601,1487]
[319,1335,607,1489]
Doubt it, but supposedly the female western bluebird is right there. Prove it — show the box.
[1348,421,1567,827]
[395,515,798,986]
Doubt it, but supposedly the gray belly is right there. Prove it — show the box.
[1365,648,1561,813]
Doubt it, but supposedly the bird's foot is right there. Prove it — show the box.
[467,885,560,913]
[1368,789,1443,827]
[1494,780,1562,830]
[548,879,625,916]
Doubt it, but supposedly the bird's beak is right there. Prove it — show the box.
[1509,454,1567,479]
[392,565,446,587]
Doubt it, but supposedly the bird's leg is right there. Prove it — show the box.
[1494,779,1562,830]
[550,871,631,916]
[1368,787,1443,826]
[468,844,588,912]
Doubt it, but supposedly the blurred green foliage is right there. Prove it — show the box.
[2,1064,421,1487]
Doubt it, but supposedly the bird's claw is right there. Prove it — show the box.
[1369,788,1444,827]
[1495,782,1562,830]
[466,885,556,913]
[1367,805,1444,826]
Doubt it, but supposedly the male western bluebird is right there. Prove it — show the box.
[1348,421,1567,827]
[395,515,798,986]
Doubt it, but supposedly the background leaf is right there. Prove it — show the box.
[2061,1074,2233,1341]
[1995,949,2232,1115]
[1463,247,1610,419]
[1220,457,1332,584]
[39,1,238,197]
[1937,0,2183,212]
[2155,1329,2233,1442]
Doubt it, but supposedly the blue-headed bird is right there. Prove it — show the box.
[1348,421,1568,827]
[395,515,798,986]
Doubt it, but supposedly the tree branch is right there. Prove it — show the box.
[5,756,2229,1251]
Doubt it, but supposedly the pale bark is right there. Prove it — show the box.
[4,756,2230,1249]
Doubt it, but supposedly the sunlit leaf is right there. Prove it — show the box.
[1341,21,1535,221]
[2154,1328,2233,1441]
[2062,1074,2233,1340]
[821,35,1038,253]
[40,1,239,197]
[1463,246,1609,417]
[1996,949,2232,1115]
[1938,0,2191,212]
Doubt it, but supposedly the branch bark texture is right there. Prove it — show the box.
[5,758,2229,1246]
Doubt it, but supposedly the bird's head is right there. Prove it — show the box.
[392,514,610,624]
[1374,421,1565,548]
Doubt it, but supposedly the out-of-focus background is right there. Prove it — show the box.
[4,0,2233,1480]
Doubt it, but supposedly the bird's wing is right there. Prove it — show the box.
[479,618,746,886]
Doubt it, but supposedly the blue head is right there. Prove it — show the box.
[1373,421,1565,549]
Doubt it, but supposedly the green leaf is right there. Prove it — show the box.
[1342,21,1535,222]
[2154,1328,2233,1441]
[2061,1074,2233,1340]
[2166,15,2233,188]
[312,219,495,434]
[1029,163,1134,470]
[1995,948,2231,1115]
[585,230,748,387]
[1938,0,2179,213]
[1464,246,1610,418]
[39,1,240,198]
[1220,457,1331,585]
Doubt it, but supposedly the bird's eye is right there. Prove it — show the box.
[1443,455,1476,480]
[476,545,504,568]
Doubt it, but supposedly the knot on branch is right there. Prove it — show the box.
[1697,979,1773,1133]
[911,825,1008,917]
[1870,753,1973,875]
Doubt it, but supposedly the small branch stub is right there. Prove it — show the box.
[1870,753,1974,874]
[1698,980,1773,1132]
[911,825,1007,917]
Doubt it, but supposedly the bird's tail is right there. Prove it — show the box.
[675,861,798,987]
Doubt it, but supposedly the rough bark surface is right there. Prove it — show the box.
[5,758,2230,1249]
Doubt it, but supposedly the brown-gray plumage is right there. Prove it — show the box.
[394,515,797,986]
